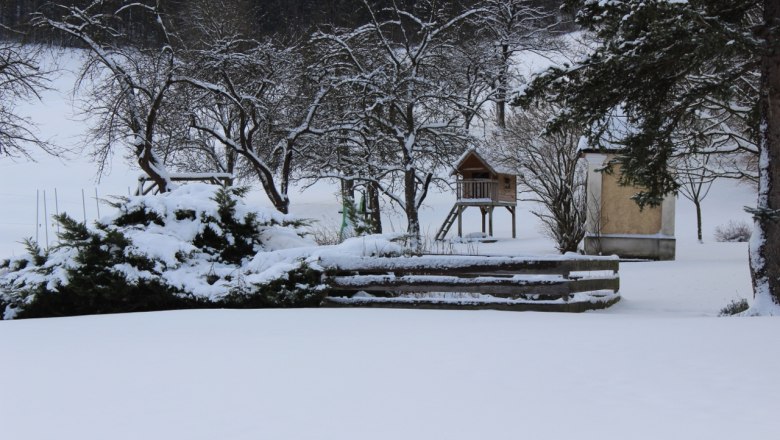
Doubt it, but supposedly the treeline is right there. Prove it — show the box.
[1,0,569,44]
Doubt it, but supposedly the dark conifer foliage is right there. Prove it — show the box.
[0,187,325,319]
[517,0,761,207]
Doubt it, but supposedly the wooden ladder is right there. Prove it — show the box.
[434,205,458,241]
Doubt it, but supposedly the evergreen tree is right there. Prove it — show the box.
[517,0,780,313]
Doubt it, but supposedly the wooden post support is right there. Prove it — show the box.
[509,206,516,238]
[481,207,487,233]
[488,206,494,237]
[457,205,463,237]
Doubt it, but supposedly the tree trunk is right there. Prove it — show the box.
[245,156,289,214]
[404,168,421,252]
[137,142,170,193]
[751,0,780,312]
[367,180,382,233]
[694,199,702,243]
[225,147,236,186]
[495,44,510,129]
[280,141,294,206]
[341,179,354,206]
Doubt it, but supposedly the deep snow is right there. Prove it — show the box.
[1,309,778,440]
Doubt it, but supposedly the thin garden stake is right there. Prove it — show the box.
[82,188,87,223]
[95,187,100,218]
[55,187,60,236]
[35,189,39,243]
[43,190,49,249]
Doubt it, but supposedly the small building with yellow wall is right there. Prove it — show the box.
[580,151,676,260]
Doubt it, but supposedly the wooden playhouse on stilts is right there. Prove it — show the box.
[435,149,517,241]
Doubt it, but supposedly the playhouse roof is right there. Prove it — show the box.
[450,149,514,176]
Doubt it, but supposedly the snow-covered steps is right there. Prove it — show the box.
[320,254,621,312]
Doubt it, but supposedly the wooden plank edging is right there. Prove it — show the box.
[320,254,620,311]
[321,293,621,313]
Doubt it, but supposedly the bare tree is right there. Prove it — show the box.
[672,154,716,243]
[444,36,497,131]
[0,31,55,158]
[477,0,560,128]
[181,32,340,214]
[35,1,178,192]
[311,0,481,250]
[493,104,586,253]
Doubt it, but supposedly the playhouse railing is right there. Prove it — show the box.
[456,179,498,202]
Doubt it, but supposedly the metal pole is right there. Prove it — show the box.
[35,189,39,243]
[82,189,87,223]
[94,187,100,218]
[54,187,60,237]
[43,190,50,249]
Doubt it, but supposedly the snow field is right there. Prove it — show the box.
[1,309,778,440]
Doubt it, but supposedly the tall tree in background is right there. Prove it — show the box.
[477,0,560,128]
[517,0,780,313]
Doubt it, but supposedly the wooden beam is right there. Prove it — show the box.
[323,257,619,276]
[508,206,516,238]
[326,276,619,300]
[457,205,463,237]
[322,294,621,313]
[488,206,494,236]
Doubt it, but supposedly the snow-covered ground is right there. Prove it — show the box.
[2,308,778,440]
[1,49,777,439]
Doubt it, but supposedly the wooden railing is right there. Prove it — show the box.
[456,179,498,202]
[320,254,620,312]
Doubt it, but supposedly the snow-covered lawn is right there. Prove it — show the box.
[1,306,778,440]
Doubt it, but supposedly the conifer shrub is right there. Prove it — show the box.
[0,184,326,319]
[718,298,750,316]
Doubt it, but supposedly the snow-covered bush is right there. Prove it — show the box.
[0,184,326,319]
[714,220,752,243]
